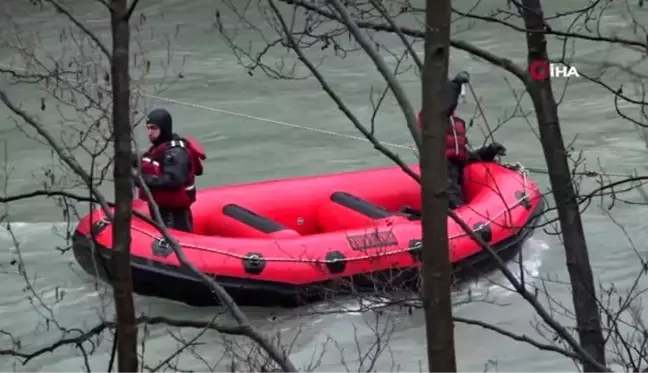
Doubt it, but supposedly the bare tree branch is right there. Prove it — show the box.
[43,0,112,58]
[133,169,298,372]
[0,315,250,365]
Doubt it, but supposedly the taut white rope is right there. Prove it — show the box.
[144,93,414,150]
[0,62,636,179]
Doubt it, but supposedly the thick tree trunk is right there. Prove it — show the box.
[520,0,607,370]
[110,0,139,371]
[420,0,457,371]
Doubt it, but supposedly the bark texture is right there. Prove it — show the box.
[420,0,457,370]
[110,0,139,371]
[520,0,607,370]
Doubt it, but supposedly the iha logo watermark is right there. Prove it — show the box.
[529,60,580,80]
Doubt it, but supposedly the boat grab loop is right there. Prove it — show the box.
[95,167,533,266]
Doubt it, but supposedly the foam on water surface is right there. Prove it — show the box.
[465,236,551,299]
[2,221,550,307]
[309,235,551,316]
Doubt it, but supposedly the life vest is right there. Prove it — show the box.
[416,110,468,163]
[137,136,206,209]
[446,116,467,163]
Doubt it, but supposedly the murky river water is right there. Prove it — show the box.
[1,0,648,371]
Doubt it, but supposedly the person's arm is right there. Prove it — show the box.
[142,147,190,190]
[466,144,489,162]
[461,132,488,162]
[466,143,506,163]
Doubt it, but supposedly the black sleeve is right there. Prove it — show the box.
[467,144,495,163]
[142,147,190,190]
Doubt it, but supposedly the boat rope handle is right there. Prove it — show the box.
[92,170,535,265]
[95,160,541,264]
[127,191,532,263]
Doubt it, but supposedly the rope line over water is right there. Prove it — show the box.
[145,94,400,147]
[0,62,637,179]
[143,94,636,179]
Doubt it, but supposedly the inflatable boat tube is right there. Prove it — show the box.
[72,161,545,307]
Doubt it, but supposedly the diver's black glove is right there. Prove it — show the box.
[471,142,507,162]
[482,142,507,161]
[489,142,506,157]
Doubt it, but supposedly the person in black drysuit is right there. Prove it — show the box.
[134,108,198,232]
[443,72,506,209]
[402,72,506,218]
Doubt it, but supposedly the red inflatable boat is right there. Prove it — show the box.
[72,161,545,307]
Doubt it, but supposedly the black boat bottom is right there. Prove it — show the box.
[72,199,545,308]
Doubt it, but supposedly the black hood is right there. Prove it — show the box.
[446,79,463,116]
[147,108,173,145]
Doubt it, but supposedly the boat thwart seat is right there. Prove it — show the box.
[222,204,301,238]
[317,191,406,232]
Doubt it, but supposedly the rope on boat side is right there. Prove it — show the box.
[136,196,529,263]
[92,165,533,264]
